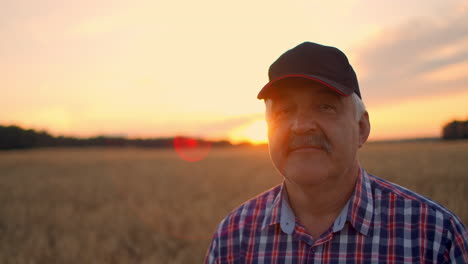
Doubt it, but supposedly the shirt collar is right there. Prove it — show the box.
[260,183,286,233]
[346,167,374,236]
[261,166,374,236]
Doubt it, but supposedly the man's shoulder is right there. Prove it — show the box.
[213,184,281,237]
[367,172,466,228]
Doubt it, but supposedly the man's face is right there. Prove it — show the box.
[265,79,368,186]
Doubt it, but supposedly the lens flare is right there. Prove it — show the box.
[173,136,211,162]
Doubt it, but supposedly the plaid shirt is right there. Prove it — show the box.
[205,167,468,263]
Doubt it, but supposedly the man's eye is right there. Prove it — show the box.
[319,104,336,112]
[271,107,291,120]
[277,107,292,116]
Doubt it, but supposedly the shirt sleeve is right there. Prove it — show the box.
[204,233,219,264]
[447,216,468,263]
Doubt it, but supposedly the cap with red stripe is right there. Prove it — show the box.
[257,42,361,100]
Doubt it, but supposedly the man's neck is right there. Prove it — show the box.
[284,162,360,238]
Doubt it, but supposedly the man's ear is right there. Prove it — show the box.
[358,111,370,148]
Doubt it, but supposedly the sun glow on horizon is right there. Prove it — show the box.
[228,118,268,145]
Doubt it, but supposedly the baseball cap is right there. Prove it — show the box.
[257,42,361,99]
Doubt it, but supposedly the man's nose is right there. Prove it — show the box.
[291,111,319,134]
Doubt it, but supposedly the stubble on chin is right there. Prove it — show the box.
[283,154,332,186]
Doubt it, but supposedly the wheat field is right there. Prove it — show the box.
[0,141,466,263]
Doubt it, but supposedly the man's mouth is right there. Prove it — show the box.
[288,145,324,153]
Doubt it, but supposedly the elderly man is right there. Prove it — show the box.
[205,42,468,263]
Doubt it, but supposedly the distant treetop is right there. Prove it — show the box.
[442,120,468,140]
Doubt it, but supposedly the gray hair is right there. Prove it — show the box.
[265,93,367,122]
[351,93,366,121]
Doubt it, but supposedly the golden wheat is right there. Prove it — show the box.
[0,141,466,263]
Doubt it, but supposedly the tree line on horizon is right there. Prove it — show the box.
[0,125,240,150]
[442,120,468,140]
[1,120,467,150]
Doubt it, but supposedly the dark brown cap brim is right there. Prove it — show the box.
[257,74,355,100]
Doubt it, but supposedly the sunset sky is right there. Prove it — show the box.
[2,0,468,144]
